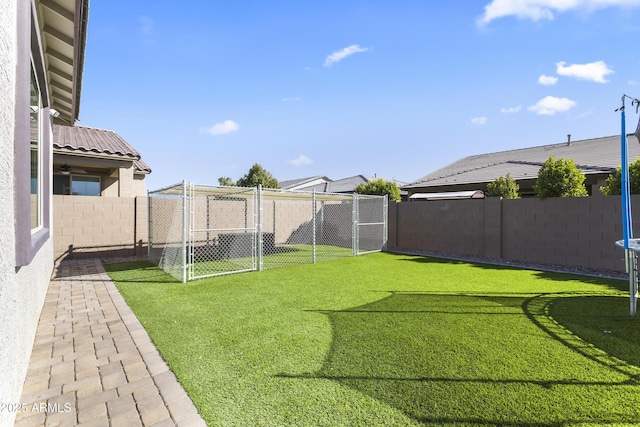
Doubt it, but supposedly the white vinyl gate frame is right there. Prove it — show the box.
[148,181,388,283]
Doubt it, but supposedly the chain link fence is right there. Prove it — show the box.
[148,182,388,282]
[148,184,185,282]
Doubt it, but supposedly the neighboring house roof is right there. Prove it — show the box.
[37,0,90,125]
[279,175,332,190]
[53,125,151,174]
[304,175,370,193]
[303,175,408,193]
[404,134,640,190]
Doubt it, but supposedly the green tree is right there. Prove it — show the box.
[217,177,236,186]
[533,155,588,199]
[354,178,401,201]
[236,163,280,188]
[486,173,520,199]
[600,158,640,195]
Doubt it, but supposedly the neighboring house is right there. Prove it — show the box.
[279,175,332,191]
[301,175,408,199]
[403,135,640,198]
[1,0,88,424]
[53,124,151,197]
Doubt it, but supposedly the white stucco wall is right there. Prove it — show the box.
[0,1,55,425]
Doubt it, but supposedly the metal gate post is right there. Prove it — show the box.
[181,180,187,283]
[312,190,316,264]
[352,193,358,257]
[257,184,263,271]
[383,195,388,251]
[147,190,152,260]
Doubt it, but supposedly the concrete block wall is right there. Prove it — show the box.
[501,195,625,272]
[388,195,632,273]
[53,195,148,260]
[392,199,486,256]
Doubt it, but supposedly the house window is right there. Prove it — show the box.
[30,64,42,229]
[54,175,101,196]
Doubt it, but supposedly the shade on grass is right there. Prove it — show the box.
[104,253,640,426]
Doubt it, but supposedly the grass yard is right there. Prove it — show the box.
[105,253,640,426]
[191,244,354,278]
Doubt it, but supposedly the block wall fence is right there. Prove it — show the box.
[52,195,148,260]
[54,194,637,274]
[388,195,635,274]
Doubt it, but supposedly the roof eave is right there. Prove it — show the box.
[41,0,89,125]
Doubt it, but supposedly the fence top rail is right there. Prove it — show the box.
[261,188,356,201]
[148,181,387,202]
[148,182,185,196]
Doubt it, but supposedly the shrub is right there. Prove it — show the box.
[354,178,401,201]
[236,164,279,188]
[600,158,640,195]
[534,155,587,199]
[486,174,520,199]
[217,177,236,186]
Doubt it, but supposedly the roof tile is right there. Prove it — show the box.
[405,135,640,189]
[53,124,151,173]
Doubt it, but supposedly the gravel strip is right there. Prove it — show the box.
[388,248,628,281]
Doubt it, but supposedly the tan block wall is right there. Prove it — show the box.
[388,195,631,273]
[53,195,148,260]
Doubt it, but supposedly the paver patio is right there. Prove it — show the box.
[14,259,206,427]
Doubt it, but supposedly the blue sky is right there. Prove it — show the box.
[78,0,640,190]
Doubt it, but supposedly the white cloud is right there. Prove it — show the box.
[477,0,640,26]
[202,120,240,136]
[538,74,558,85]
[556,60,613,83]
[528,96,576,115]
[139,16,154,35]
[289,154,313,167]
[501,106,522,114]
[324,45,370,67]
[471,116,488,125]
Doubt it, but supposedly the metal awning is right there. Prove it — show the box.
[409,190,485,201]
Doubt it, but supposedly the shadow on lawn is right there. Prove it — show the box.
[279,291,640,426]
[102,261,180,283]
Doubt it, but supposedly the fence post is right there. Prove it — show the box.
[352,193,358,257]
[257,184,263,271]
[181,180,187,283]
[147,190,151,260]
[312,190,316,264]
[383,195,388,251]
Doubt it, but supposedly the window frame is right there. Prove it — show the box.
[54,174,102,196]
[15,2,52,267]
[30,62,43,230]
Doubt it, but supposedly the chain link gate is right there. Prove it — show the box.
[355,194,388,255]
[148,182,388,282]
[188,184,258,280]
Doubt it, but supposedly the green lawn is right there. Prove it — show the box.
[104,253,640,426]
[191,244,354,278]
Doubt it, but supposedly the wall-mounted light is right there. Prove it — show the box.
[60,164,71,175]
[49,109,60,118]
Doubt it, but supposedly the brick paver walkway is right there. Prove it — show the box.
[14,259,206,427]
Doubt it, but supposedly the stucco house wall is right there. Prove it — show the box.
[0,1,55,425]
